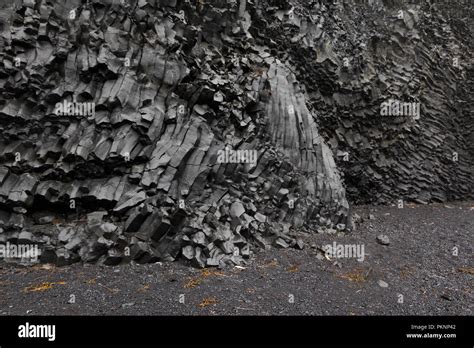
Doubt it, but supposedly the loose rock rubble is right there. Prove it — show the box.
[376,234,390,246]
[0,0,472,267]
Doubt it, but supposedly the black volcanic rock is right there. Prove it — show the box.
[0,0,472,267]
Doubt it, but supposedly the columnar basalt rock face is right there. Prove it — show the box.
[0,0,471,266]
[252,0,473,205]
[0,0,349,266]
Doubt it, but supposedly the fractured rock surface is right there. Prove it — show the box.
[255,0,474,204]
[0,0,471,266]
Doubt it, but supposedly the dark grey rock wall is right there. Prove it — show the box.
[253,0,473,204]
[0,0,471,266]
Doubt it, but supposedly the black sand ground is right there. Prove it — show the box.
[0,202,472,316]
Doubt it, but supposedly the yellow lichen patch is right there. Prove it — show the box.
[457,267,474,275]
[399,265,413,278]
[338,269,368,283]
[138,284,150,292]
[24,281,66,292]
[200,269,225,277]
[184,277,202,289]
[97,283,120,294]
[259,260,278,268]
[183,269,226,289]
[198,297,218,308]
[287,265,299,273]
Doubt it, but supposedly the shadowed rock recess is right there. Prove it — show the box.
[0,0,471,267]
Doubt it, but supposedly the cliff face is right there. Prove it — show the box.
[252,0,473,204]
[0,0,471,266]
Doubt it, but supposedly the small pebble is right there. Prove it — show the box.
[376,234,390,246]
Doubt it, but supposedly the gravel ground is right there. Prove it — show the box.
[0,202,472,316]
